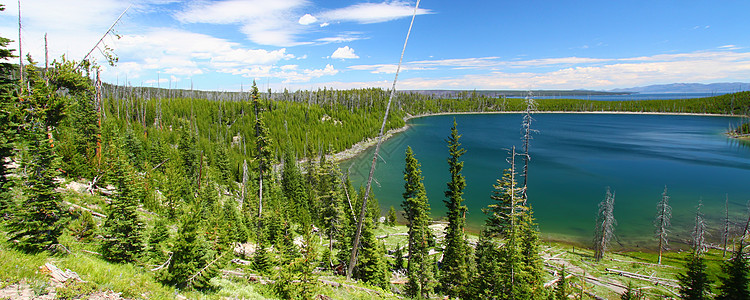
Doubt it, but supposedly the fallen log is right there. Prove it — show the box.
[605,268,680,288]
[610,258,678,269]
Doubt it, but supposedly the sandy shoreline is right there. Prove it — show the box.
[328,110,743,163]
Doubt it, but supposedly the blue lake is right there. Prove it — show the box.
[344,113,750,249]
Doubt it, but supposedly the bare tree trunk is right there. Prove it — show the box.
[346,0,421,280]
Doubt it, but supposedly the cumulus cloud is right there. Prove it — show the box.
[298,14,317,25]
[109,28,298,80]
[174,0,309,46]
[331,46,359,59]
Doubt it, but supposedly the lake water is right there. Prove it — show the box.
[506,93,723,101]
[343,113,750,249]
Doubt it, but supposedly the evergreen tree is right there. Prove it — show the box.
[147,219,171,263]
[554,266,570,300]
[593,187,616,261]
[354,216,389,289]
[252,81,274,224]
[253,243,272,274]
[162,156,189,218]
[0,14,18,215]
[101,144,144,263]
[440,119,470,298]
[401,147,434,298]
[281,149,310,225]
[168,205,216,290]
[214,143,231,185]
[387,205,397,226]
[68,209,97,242]
[620,282,643,300]
[6,60,67,253]
[716,244,750,300]
[466,230,501,298]
[677,252,712,300]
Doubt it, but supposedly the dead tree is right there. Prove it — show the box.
[654,185,672,264]
[520,91,537,204]
[722,195,729,257]
[691,199,707,254]
[593,187,616,261]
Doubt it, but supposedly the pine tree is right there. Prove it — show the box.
[6,60,66,253]
[354,216,389,289]
[715,243,750,300]
[168,205,216,290]
[0,14,18,215]
[554,266,570,300]
[440,119,470,298]
[252,81,274,224]
[101,144,144,263]
[620,282,643,300]
[281,149,310,225]
[68,209,97,242]
[387,205,397,226]
[402,146,434,298]
[593,187,616,261]
[654,185,671,264]
[253,243,271,274]
[678,252,711,300]
[214,143,231,185]
[147,219,170,263]
[466,230,501,298]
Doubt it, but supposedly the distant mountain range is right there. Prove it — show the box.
[609,82,750,94]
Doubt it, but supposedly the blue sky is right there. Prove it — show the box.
[2,0,750,91]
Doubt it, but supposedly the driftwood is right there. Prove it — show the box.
[40,263,83,283]
[610,257,678,269]
[544,273,574,288]
[605,268,680,288]
[65,201,107,218]
[150,252,173,272]
[570,282,606,300]
[81,249,102,256]
[377,233,407,239]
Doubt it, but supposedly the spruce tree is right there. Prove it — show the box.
[440,119,470,298]
[281,149,310,225]
[168,205,215,290]
[402,146,434,298]
[554,266,570,300]
[354,216,389,289]
[716,244,750,300]
[466,230,501,298]
[147,219,170,263]
[101,144,144,263]
[387,205,397,226]
[0,14,18,215]
[677,252,711,300]
[7,60,66,253]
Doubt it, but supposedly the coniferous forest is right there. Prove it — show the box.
[3,7,750,299]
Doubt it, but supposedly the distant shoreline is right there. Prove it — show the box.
[329,110,743,163]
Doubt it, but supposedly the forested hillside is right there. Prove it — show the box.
[3,23,750,298]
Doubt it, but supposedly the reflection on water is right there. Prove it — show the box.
[346,113,750,248]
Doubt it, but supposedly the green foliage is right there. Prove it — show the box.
[354,217,389,289]
[253,243,272,274]
[67,209,97,242]
[401,147,434,299]
[55,280,98,300]
[466,230,501,298]
[678,252,712,300]
[554,266,570,300]
[167,205,217,290]
[7,128,67,253]
[386,205,397,226]
[620,281,644,300]
[0,21,18,215]
[147,219,171,263]
[715,244,750,300]
[440,119,470,298]
[281,149,311,225]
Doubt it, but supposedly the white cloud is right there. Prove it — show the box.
[344,51,750,90]
[109,28,298,81]
[320,22,330,27]
[719,45,742,51]
[316,32,366,44]
[174,0,309,46]
[318,1,432,24]
[331,46,359,59]
[298,14,317,25]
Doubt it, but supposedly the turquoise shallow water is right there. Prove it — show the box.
[343,113,750,248]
